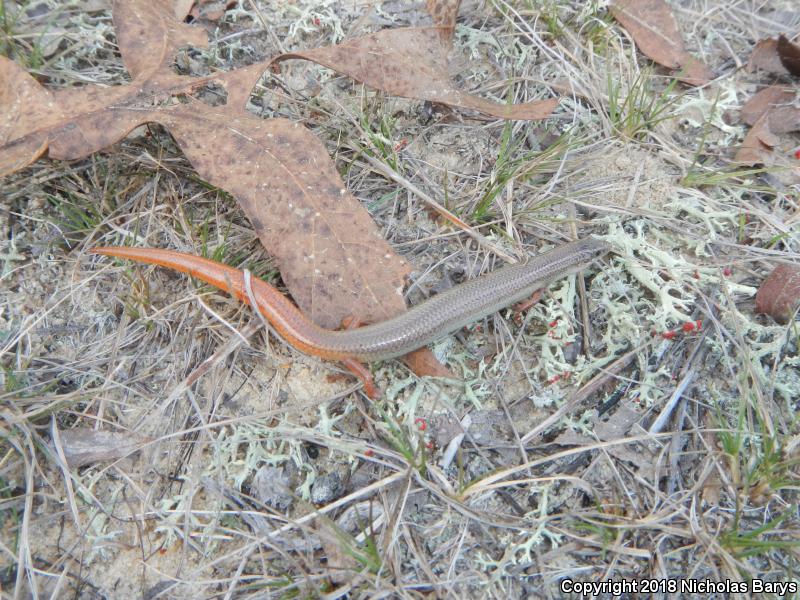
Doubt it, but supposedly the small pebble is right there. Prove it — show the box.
[252,465,293,510]
[310,472,343,504]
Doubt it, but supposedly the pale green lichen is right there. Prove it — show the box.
[477,485,562,572]
[674,79,742,140]
[297,465,316,500]
[210,422,293,489]
[152,419,331,547]
[317,403,344,438]
[774,356,800,407]
[666,192,741,241]
[529,385,566,409]
[385,374,418,405]
[155,479,218,550]
[284,0,345,43]
[510,266,587,390]
[603,221,694,327]
[454,24,537,72]
[709,299,799,408]
[82,485,125,563]
[563,409,596,435]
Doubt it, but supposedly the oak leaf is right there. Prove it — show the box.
[273,27,559,121]
[734,105,800,166]
[426,0,461,42]
[778,34,800,76]
[0,0,410,330]
[401,347,455,379]
[749,34,800,76]
[748,37,788,75]
[740,85,795,126]
[609,0,713,86]
[736,36,800,180]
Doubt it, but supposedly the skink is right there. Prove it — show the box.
[90,237,610,396]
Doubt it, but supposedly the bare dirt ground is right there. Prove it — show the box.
[1,1,799,598]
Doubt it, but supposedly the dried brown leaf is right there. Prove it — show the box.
[748,34,800,76]
[113,0,208,82]
[174,0,195,20]
[734,115,778,165]
[0,0,213,174]
[0,0,445,370]
[755,263,800,324]
[734,106,800,166]
[740,85,795,126]
[0,58,65,174]
[160,100,410,327]
[426,0,461,43]
[426,0,460,28]
[315,517,359,584]
[777,34,800,76]
[319,540,356,583]
[756,106,800,136]
[57,427,149,468]
[609,0,713,86]
[748,37,789,75]
[274,28,558,120]
[401,347,455,379]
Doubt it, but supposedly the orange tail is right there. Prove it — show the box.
[89,246,326,356]
[89,247,254,306]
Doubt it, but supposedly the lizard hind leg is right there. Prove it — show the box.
[340,358,379,399]
[338,315,380,398]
